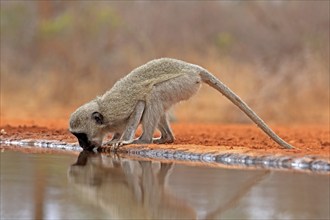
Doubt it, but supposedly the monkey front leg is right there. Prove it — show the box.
[112,100,145,149]
[103,132,122,145]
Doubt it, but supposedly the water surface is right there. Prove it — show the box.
[1,150,329,219]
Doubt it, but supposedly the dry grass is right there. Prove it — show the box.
[1,1,329,124]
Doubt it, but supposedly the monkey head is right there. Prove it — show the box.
[69,100,107,150]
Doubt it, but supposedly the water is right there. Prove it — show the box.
[2,138,329,172]
[1,150,329,219]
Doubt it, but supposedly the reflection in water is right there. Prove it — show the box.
[68,151,196,219]
[68,151,271,219]
[1,150,329,219]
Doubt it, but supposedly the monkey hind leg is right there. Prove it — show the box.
[135,73,201,145]
[153,113,174,144]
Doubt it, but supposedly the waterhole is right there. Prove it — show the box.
[1,149,329,219]
[1,138,329,173]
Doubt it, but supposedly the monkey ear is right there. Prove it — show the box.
[91,112,104,125]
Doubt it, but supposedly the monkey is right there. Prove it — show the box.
[69,58,294,151]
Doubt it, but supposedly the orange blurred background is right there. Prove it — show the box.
[1,1,329,126]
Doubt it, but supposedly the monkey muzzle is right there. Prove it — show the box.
[71,132,98,151]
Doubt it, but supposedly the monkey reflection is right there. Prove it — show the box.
[68,151,196,219]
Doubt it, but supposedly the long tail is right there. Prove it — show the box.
[200,70,294,149]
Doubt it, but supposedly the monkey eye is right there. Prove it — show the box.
[91,112,104,125]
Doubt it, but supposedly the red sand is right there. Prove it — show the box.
[0,120,329,160]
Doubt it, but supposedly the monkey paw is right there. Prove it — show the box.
[110,140,134,151]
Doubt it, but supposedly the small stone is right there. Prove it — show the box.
[0,129,7,135]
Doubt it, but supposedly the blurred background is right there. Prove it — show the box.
[1,1,329,124]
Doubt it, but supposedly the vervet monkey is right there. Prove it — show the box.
[69,58,294,150]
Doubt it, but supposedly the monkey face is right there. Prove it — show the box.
[69,101,107,150]
[71,132,98,150]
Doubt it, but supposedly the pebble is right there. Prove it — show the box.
[0,129,7,135]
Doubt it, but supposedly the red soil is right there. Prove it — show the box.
[0,119,329,160]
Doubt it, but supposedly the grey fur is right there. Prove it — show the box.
[69,58,294,150]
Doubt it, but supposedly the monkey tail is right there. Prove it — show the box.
[199,70,294,149]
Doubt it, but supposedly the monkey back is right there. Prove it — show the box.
[97,58,200,122]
